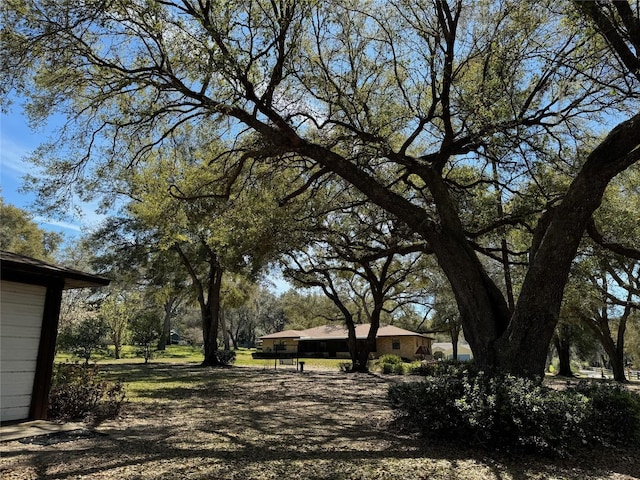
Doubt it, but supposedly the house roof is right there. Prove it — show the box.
[0,250,110,289]
[432,342,473,354]
[261,324,433,341]
[260,329,305,339]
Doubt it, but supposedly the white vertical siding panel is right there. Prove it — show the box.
[0,280,46,422]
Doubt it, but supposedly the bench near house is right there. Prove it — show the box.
[0,251,109,423]
[258,324,433,361]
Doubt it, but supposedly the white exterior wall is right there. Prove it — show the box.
[1,280,46,422]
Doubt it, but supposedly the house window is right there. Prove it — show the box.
[392,339,400,350]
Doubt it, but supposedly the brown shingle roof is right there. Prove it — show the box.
[260,324,432,341]
[260,329,305,339]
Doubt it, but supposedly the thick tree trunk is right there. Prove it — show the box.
[353,341,373,373]
[430,236,511,370]
[111,331,122,359]
[345,319,364,372]
[175,243,224,367]
[609,349,627,382]
[347,297,384,373]
[346,324,376,373]
[200,307,217,366]
[220,308,230,350]
[554,333,573,377]
[301,114,640,377]
[492,115,640,376]
[202,266,223,366]
[599,335,627,382]
[157,305,172,351]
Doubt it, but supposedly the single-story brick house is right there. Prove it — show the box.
[0,251,109,423]
[258,324,433,361]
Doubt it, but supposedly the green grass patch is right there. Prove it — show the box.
[237,353,346,370]
[94,363,218,403]
[56,344,204,365]
[56,345,350,371]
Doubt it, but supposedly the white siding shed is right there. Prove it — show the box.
[1,281,47,422]
[0,251,109,423]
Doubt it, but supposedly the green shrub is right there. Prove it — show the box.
[216,349,236,365]
[408,362,430,376]
[378,354,406,374]
[408,359,477,377]
[407,361,422,373]
[569,381,640,446]
[57,316,109,365]
[378,354,403,365]
[382,363,395,374]
[49,363,125,421]
[389,372,640,456]
[393,363,406,375]
[388,373,468,433]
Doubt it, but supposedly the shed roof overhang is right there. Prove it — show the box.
[0,251,110,289]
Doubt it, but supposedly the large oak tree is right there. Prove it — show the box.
[2,0,639,375]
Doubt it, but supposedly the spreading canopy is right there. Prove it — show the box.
[2,0,639,375]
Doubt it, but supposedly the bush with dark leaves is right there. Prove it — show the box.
[389,371,640,456]
[49,363,125,421]
[408,359,478,377]
[216,349,236,365]
[569,381,640,446]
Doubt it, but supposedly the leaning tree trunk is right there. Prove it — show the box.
[303,114,640,377]
[491,115,640,376]
[585,303,631,383]
[598,334,627,382]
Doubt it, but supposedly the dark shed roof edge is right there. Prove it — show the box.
[0,250,110,290]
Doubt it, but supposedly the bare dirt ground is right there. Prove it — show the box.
[1,365,639,480]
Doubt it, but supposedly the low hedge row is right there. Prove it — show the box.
[388,366,640,456]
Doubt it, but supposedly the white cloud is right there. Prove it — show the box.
[33,216,83,232]
[0,135,33,176]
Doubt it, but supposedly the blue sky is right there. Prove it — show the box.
[0,102,105,244]
[0,102,292,292]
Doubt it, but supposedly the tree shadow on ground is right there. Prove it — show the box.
[1,365,639,480]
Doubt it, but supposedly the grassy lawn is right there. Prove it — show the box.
[56,345,347,371]
[55,345,204,364]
